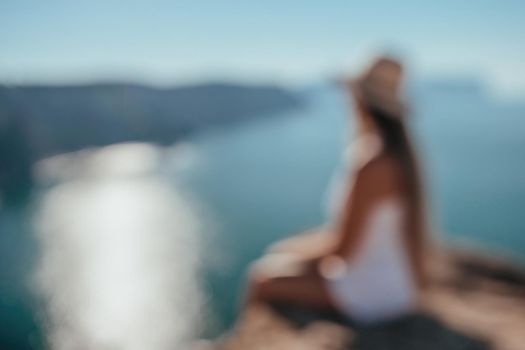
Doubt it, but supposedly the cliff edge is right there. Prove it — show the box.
[211,248,525,350]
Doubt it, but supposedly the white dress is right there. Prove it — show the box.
[325,197,418,324]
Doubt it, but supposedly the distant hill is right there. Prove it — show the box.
[0,82,302,158]
[0,82,303,204]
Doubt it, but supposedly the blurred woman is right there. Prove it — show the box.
[245,57,429,324]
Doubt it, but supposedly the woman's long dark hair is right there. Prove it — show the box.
[366,104,428,287]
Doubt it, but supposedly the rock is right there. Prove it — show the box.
[213,248,525,350]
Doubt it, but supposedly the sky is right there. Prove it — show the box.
[1,0,524,96]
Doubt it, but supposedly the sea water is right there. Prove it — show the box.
[1,83,524,345]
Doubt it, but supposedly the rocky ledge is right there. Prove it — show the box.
[210,248,525,350]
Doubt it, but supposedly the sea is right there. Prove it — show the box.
[1,82,524,348]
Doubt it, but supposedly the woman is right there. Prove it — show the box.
[245,56,429,324]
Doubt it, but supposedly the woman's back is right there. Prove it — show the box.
[326,196,418,323]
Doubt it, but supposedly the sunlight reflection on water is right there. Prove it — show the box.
[34,143,203,350]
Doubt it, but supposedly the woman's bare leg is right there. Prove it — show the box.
[245,256,337,311]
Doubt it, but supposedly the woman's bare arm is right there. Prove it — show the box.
[264,155,401,265]
[332,155,402,259]
[266,228,336,258]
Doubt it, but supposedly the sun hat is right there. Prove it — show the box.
[346,56,407,118]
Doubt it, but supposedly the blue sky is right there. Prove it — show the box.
[1,0,524,96]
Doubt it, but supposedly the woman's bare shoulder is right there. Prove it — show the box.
[351,134,383,169]
[355,152,403,196]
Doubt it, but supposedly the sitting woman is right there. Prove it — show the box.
[245,57,429,324]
